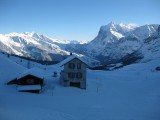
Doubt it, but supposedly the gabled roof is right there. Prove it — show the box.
[17,67,44,79]
[59,55,88,67]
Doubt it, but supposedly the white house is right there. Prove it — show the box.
[60,55,88,89]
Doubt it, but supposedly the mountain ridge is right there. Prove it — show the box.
[0,22,160,67]
[84,23,160,65]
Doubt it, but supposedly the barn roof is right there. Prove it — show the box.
[17,67,44,79]
[59,55,88,67]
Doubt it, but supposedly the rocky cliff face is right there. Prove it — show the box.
[84,23,160,65]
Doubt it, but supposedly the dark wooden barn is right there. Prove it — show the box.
[17,74,44,93]
[7,68,45,93]
[17,74,43,86]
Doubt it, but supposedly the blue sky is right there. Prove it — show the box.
[0,0,160,41]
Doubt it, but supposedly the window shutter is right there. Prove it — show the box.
[69,63,75,69]
[77,63,81,69]
[76,73,82,78]
[68,72,75,78]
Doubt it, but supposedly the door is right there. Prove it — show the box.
[70,82,81,88]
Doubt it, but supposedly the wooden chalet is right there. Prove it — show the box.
[16,68,44,93]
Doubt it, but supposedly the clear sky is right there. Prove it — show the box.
[0,0,160,41]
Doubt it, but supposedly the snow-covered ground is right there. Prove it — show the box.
[0,55,160,120]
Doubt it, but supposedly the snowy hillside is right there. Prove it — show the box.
[137,36,160,62]
[0,54,26,83]
[0,54,160,120]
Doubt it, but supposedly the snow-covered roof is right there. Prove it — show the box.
[17,85,41,91]
[59,55,88,67]
[17,67,44,79]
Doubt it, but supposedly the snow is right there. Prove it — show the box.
[86,23,160,65]
[86,22,139,57]
[59,54,88,67]
[0,53,160,120]
[51,38,86,44]
[0,22,160,120]
[0,32,69,61]
[100,22,137,37]
[17,67,44,79]
[17,85,41,91]
[140,37,160,62]
[0,54,26,83]
[110,30,124,39]
[0,22,159,65]
[128,24,159,40]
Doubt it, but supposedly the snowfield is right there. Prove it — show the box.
[0,56,160,120]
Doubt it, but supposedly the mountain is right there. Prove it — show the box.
[0,32,69,61]
[86,22,137,57]
[0,22,160,67]
[85,22,160,65]
[119,36,160,67]
[0,32,99,67]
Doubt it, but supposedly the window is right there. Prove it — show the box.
[27,79,34,84]
[68,72,75,78]
[77,63,81,69]
[68,72,83,79]
[68,63,75,69]
[76,73,83,79]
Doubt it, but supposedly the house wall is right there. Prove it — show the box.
[61,58,87,89]
[17,75,43,86]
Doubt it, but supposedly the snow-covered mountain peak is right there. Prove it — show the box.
[119,22,138,29]
[98,22,138,40]
[91,22,137,45]
[94,22,160,44]
[127,24,159,40]
[86,22,160,65]
[100,22,114,32]
[25,32,39,38]
[0,32,70,61]
[3,32,41,40]
[5,32,22,37]
[22,32,45,40]
[0,22,159,66]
